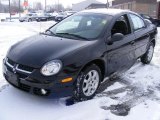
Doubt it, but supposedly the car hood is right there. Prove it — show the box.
[7,34,92,68]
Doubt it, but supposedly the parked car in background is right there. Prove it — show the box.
[0,14,6,22]
[65,11,77,16]
[19,13,38,22]
[51,12,58,19]
[3,9,157,101]
[55,12,68,22]
[54,11,77,22]
[36,13,55,22]
[140,14,160,26]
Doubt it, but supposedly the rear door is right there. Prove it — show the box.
[128,14,150,58]
[106,14,136,75]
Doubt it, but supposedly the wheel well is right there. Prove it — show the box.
[81,59,105,81]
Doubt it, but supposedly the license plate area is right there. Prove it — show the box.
[7,71,19,86]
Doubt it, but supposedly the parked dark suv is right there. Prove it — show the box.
[3,9,157,101]
[140,14,160,26]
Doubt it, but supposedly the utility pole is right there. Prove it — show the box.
[45,0,46,12]
[0,0,1,12]
[19,0,21,18]
[107,0,109,8]
[57,0,59,12]
[9,0,11,21]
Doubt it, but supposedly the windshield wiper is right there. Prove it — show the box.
[56,32,88,40]
[41,29,57,36]
[46,29,56,35]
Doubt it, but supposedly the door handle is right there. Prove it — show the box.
[130,41,135,45]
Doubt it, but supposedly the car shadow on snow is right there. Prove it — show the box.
[98,63,160,116]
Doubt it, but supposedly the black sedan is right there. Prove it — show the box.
[140,14,160,26]
[54,12,68,22]
[36,13,55,22]
[3,9,157,101]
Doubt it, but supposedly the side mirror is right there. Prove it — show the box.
[107,33,124,45]
[144,19,152,24]
[144,19,152,26]
[112,33,124,42]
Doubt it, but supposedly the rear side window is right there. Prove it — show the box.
[129,14,145,31]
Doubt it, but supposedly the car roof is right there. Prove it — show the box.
[80,8,133,16]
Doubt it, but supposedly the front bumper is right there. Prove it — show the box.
[2,59,76,98]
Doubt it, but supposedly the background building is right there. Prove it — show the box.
[72,0,105,11]
[111,0,157,18]
[86,3,107,9]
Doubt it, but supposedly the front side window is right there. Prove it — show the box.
[48,13,112,40]
[111,14,131,36]
[129,14,145,31]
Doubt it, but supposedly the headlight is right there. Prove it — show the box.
[41,60,62,76]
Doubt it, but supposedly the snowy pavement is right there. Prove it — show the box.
[0,21,160,120]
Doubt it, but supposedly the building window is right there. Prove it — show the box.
[121,5,124,9]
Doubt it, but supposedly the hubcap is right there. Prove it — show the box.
[82,70,99,96]
[147,45,154,61]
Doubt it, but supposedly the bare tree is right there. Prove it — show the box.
[33,2,43,11]
[44,3,64,12]
[54,4,64,12]
[65,5,72,11]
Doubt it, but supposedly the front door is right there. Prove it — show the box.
[105,14,136,75]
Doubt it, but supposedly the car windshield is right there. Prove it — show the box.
[48,13,112,40]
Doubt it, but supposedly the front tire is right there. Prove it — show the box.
[141,42,154,64]
[74,64,102,101]
[28,18,32,22]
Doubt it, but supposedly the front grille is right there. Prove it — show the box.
[5,58,34,74]
[18,64,34,73]
[6,65,13,72]
[7,58,14,66]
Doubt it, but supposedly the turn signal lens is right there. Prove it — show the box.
[61,78,73,83]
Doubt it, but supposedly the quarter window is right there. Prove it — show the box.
[129,14,145,30]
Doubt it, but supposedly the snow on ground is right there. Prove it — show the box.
[0,21,160,120]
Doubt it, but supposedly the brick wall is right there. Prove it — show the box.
[111,0,157,18]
